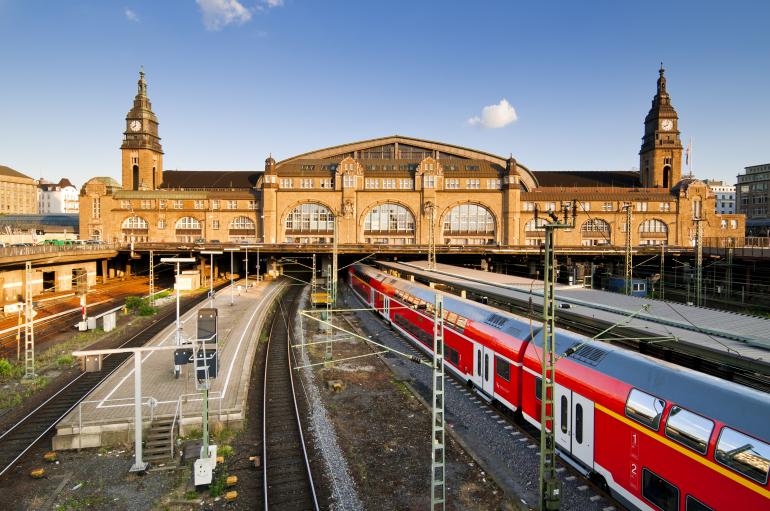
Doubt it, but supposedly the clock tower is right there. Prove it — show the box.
[639,64,683,188]
[121,69,163,191]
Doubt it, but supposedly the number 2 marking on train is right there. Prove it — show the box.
[630,462,639,491]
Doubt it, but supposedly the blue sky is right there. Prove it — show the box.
[1,0,768,187]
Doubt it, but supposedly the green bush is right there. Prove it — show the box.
[125,296,145,311]
[0,358,13,378]
[218,444,234,458]
[137,304,157,316]
[56,354,75,367]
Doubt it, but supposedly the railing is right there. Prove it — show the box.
[0,242,121,259]
[702,237,770,258]
[170,391,224,459]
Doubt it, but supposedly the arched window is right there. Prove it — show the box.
[121,216,148,243]
[524,218,547,246]
[175,216,202,243]
[442,204,495,245]
[638,218,668,246]
[580,218,611,246]
[122,216,148,230]
[175,217,201,230]
[91,229,101,241]
[284,203,334,244]
[364,203,415,245]
[229,216,256,243]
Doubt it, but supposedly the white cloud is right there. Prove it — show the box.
[124,8,139,22]
[197,0,252,31]
[263,0,283,6]
[467,99,518,129]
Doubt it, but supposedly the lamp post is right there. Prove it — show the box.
[200,250,223,306]
[224,248,239,306]
[161,257,196,378]
[239,245,253,290]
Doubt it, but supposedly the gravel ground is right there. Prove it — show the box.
[339,284,623,511]
[295,288,365,511]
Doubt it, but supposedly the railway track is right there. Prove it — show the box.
[0,282,226,478]
[262,286,318,511]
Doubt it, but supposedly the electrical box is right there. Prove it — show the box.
[174,348,194,365]
[82,354,102,372]
[196,350,218,379]
[197,308,218,344]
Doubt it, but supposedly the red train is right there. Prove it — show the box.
[349,264,770,511]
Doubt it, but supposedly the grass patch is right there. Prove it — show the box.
[208,468,228,497]
[184,490,198,500]
[56,354,75,367]
[0,358,23,380]
[218,444,234,458]
[126,296,158,316]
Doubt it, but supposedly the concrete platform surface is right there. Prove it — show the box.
[53,279,287,450]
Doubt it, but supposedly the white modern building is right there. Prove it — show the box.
[703,179,736,214]
[38,178,79,214]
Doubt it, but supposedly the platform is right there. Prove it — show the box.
[52,278,287,450]
[377,260,770,365]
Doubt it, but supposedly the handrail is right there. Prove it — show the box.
[0,242,121,259]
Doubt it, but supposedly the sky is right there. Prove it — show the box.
[1,0,768,187]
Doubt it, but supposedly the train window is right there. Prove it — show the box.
[715,427,770,485]
[560,396,568,434]
[625,389,666,431]
[665,406,713,455]
[575,404,583,444]
[445,346,459,366]
[477,350,482,376]
[642,468,679,511]
[535,377,542,400]
[495,356,510,382]
[685,496,713,511]
[484,354,489,381]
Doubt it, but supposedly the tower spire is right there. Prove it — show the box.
[657,62,667,95]
[138,66,147,96]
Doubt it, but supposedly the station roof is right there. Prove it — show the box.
[160,170,259,189]
[0,214,79,232]
[532,170,640,188]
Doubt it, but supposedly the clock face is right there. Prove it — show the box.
[130,120,142,132]
[661,119,673,131]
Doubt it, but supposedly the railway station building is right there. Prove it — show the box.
[79,67,744,249]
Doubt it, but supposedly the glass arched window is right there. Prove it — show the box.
[122,216,148,230]
[174,216,202,242]
[524,218,547,246]
[176,217,201,230]
[228,216,256,243]
[639,218,668,246]
[364,204,415,245]
[442,204,495,245]
[284,203,334,244]
[581,219,611,246]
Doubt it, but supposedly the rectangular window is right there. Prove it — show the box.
[365,178,380,189]
[280,178,293,188]
[157,219,165,229]
[120,200,131,209]
[227,200,237,209]
[635,201,649,212]
[140,200,153,209]
[300,178,313,189]
[495,356,510,382]
[715,427,770,484]
[211,199,220,209]
[625,388,666,430]
[730,219,737,229]
[445,346,459,366]
[194,200,205,209]
[602,202,613,211]
[158,199,166,209]
[248,200,258,210]
[524,202,535,212]
[399,178,413,190]
[487,178,501,189]
[685,496,714,511]
[465,165,480,171]
[445,178,459,189]
[642,469,679,511]
[343,175,355,188]
[579,201,591,212]
[92,198,100,219]
[535,376,542,400]
[660,202,671,211]
[173,200,183,209]
[466,179,480,189]
[382,178,396,189]
[212,219,220,230]
[424,176,435,189]
[665,406,713,455]
[320,178,333,189]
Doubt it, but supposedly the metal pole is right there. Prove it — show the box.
[540,226,560,510]
[660,244,665,301]
[695,219,703,306]
[129,353,148,472]
[209,253,214,306]
[430,293,446,511]
[325,263,333,361]
[428,205,436,270]
[230,250,234,305]
[149,249,155,306]
[175,261,181,378]
[244,246,249,291]
[624,203,633,296]
[256,245,260,283]
[24,261,35,378]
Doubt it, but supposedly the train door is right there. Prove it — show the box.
[369,287,375,306]
[472,344,483,388]
[381,296,390,320]
[571,392,594,467]
[555,388,594,468]
[555,385,571,451]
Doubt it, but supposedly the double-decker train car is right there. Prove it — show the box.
[349,264,770,511]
